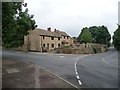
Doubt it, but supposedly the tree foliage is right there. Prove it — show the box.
[89,26,111,46]
[77,26,111,46]
[78,27,93,43]
[2,2,37,48]
[113,25,120,51]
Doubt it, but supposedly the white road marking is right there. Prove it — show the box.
[78,80,82,85]
[74,57,82,86]
[76,75,80,79]
[102,57,109,64]
[74,55,88,86]
[75,68,77,72]
[60,56,64,58]
[38,65,79,89]
[75,71,78,75]
[75,64,76,68]
[75,66,77,69]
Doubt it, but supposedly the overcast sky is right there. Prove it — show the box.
[24,0,119,37]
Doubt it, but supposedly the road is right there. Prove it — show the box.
[2,48,119,88]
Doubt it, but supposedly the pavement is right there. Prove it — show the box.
[2,59,78,89]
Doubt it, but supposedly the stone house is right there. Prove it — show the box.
[24,27,73,52]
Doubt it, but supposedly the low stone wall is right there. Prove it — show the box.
[54,43,107,54]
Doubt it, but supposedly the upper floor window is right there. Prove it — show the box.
[51,37,54,40]
[52,44,54,48]
[58,37,60,40]
[67,36,69,39]
[43,36,45,39]
[64,36,65,39]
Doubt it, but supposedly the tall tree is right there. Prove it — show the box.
[89,26,98,43]
[78,27,93,43]
[89,26,111,46]
[113,25,120,51]
[2,2,37,48]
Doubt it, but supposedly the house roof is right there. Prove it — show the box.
[55,30,70,37]
[29,28,70,37]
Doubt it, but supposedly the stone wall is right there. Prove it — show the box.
[54,43,107,54]
[23,30,73,52]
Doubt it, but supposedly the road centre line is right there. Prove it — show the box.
[76,75,80,79]
[75,66,77,69]
[74,55,89,86]
[75,71,78,75]
[74,57,82,85]
[78,80,82,85]
[75,68,77,72]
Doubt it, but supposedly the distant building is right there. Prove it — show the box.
[24,27,73,52]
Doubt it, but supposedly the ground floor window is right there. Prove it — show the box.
[58,37,60,40]
[43,44,45,47]
[58,43,60,48]
[47,43,49,49]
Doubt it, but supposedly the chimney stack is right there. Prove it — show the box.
[47,27,51,31]
[54,28,57,32]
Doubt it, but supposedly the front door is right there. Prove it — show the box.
[47,43,49,51]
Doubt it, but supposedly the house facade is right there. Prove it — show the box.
[24,27,73,52]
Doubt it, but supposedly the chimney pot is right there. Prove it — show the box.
[47,27,51,31]
[54,28,57,32]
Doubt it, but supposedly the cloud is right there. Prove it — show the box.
[25,0,119,37]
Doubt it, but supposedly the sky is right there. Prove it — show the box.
[24,0,119,37]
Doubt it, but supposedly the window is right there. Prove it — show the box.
[43,44,45,47]
[64,36,65,39]
[51,37,54,40]
[58,37,60,40]
[47,43,49,49]
[52,44,54,48]
[67,36,69,39]
[43,36,45,39]
[58,44,60,48]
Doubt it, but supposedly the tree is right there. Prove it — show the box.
[113,25,120,51]
[89,26,98,43]
[2,2,37,48]
[89,26,111,46]
[78,27,93,43]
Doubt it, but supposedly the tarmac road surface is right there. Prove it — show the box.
[2,48,119,88]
